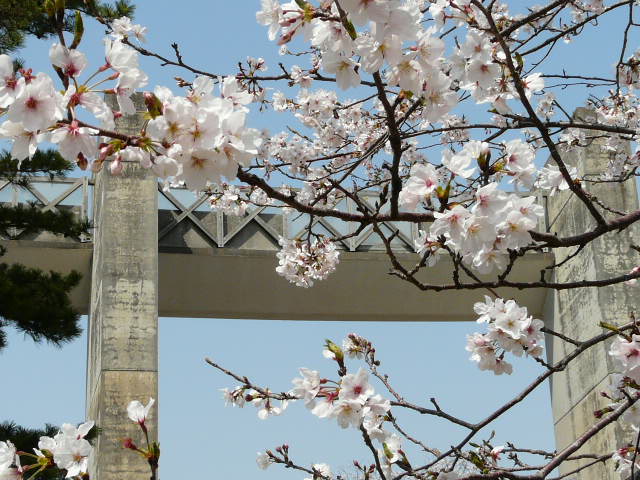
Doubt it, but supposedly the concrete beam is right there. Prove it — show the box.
[0,240,552,322]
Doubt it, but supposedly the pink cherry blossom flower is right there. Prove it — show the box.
[339,368,374,403]
[51,121,98,162]
[0,54,23,108]
[49,44,88,77]
[7,73,63,132]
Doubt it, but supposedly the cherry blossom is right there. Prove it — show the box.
[276,237,339,288]
[339,368,374,403]
[290,368,321,406]
[610,335,640,383]
[256,451,272,470]
[0,121,41,163]
[49,44,88,78]
[51,121,98,162]
[256,0,282,41]
[7,74,63,132]
[127,398,155,426]
[536,164,577,194]
[0,54,21,108]
[304,463,332,480]
[0,442,15,470]
[321,53,360,90]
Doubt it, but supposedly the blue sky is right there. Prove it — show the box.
[1,1,638,479]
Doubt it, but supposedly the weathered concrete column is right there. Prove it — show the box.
[547,108,639,479]
[86,94,158,480]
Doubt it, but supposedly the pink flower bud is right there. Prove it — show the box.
[110,157,124,175]
[122,438,137,450]
[76,153,88,171]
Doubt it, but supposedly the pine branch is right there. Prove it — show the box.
[0,263,81,350]
[0,149,73,186]
[0,203,90,239]
[0,0,136,54]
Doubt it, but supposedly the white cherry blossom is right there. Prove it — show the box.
[127,398,155,425]
[7,74,63,132]
[49,44,88,77]
[51,121,98,162]
[0,54,22,108]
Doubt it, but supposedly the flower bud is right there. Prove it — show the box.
[593,407,613,418]
[110,157,124,176]
[144,92,163,119]
[91,159,104,172]
[99,144,115,162]
[76,153,88,171]
[122,438,138,450]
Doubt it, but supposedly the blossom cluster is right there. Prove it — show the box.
[0,19,148,171]
[276,236,340,287]
[609,335,640,384]
[0,441,20,480]
[0,15,264,193]
[0,397,156,480]
[412,180,544,274]
[0,421,94,480]
[144,76,262,190]
[221,333,449,479]
[466,296,544,375]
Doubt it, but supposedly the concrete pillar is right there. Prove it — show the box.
[86,94,158,480]
[547,108,640,479]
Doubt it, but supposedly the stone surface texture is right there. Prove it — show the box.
[547,108,640,480]
[86,94,158,480]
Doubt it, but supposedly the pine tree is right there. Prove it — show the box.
[0,149,88,351]
[0,0,135,55]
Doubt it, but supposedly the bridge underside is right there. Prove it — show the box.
[3,240,551,322]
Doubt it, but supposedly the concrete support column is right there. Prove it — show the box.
[547,108,639,479]
[86,94,158,480]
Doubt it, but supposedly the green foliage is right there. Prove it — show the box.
[0,147,88,350]
[0,421,59,451]
[0,149,74,184]
[0,263,82,351]
[0,149,90,239]
[0,203,91,239]
[0,0,136,54]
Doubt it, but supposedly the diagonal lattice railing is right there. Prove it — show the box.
[0,176,549,252]
[0,176,92,242]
